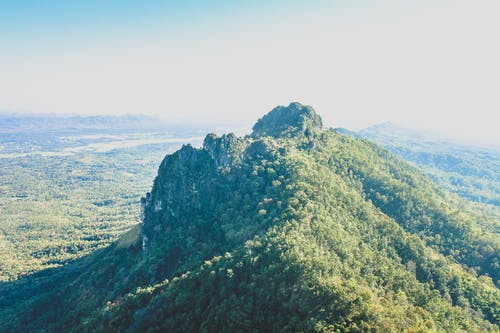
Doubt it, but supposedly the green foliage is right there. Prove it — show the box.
[252,102,322,138]
[0,104,498,332]
[0,142,183,281]
[357,123,500,208]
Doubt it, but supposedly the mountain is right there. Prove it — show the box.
[353,123,500,207]
[0,113,163,133]
[1,103,498,332]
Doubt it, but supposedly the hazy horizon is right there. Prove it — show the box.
[1,0,499,144]
[2,106,499,149]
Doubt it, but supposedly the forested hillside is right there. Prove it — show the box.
[0,115,203,281]
[355,122,500,208]
[1,103,498,332]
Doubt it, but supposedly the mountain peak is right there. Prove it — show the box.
[203,132,247,168]
[251,102,323,138]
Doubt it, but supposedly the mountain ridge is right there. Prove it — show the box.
[343,123,500,207]
[1,103,498,332]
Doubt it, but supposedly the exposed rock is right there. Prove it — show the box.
[142,235,148,253]
[154,199,162,212]
[203,133,247,168]
[142,145,216,239]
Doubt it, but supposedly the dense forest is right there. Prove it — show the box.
[0,116,204,281]
[355,122,500,207]
[0,103,498,332]
[0,146,167,280]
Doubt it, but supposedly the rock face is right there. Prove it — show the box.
[251,102,323,138]
[141,144,216,238]
[203,133,247,169]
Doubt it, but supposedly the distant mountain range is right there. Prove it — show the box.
[0,113,164,133]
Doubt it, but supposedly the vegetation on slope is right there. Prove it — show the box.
[356,122,500,207]
[0,143,183,281]
[1,103,498,332]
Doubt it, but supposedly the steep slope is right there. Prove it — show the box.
[1,103,498,332]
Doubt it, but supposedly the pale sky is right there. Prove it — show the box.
[1,0,499,143]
